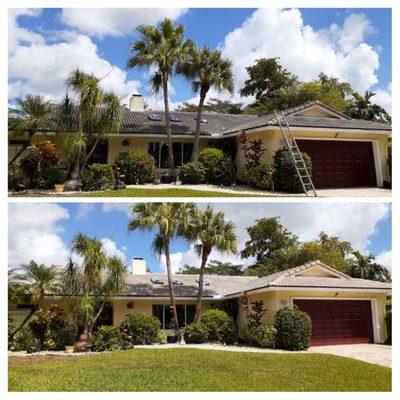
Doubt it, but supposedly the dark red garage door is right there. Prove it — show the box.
[294,299,374,346]
[296,140,377,188]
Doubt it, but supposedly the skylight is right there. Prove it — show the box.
[173,280,183,286]
[196,280,210,286]
[148,114,162,121]
[194,116,208,124]
[169,115,181,122]
[150,278,164,285]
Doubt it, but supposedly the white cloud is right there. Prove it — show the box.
[76,203,96,220]
[373,82,392,114]
[100,238,127,264]
[376,250,391,270]
[8,203,70,268]
[217,9,380,104]
[61,8,187,37]
[102,203,131,217]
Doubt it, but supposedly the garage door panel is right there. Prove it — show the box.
[293,299,374,346]
[297,140,377,188]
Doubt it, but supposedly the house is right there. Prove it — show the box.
[9,259,391,346]
[8,96,391,189]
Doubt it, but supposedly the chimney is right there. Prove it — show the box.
[131,257,147,274]
[129,94,145,112]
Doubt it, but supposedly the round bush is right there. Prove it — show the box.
[198,148,225,184]
[120,312,160,345]
[200,309,237,343]
[10,327,40,351]
[385,310,391,344]
[253,325,277,348]
[92,325,123,351]
[43,329,76,351]
[38,166,67,189]
[273,149,312,193]
[184,323,209,344]
[82,163,115,191]
[114,151,156,184]
[214,157,236,186]
[179,162,206,184]
[274,306,312,351]
[238,164,275,190]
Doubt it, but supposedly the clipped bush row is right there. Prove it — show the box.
[114,151,156,184]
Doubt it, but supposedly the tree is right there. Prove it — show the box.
[178,46,234,161]
[239,129,266,167]
[345,91,391,123]
[346,251,391,282]
[128,18,193,173]
[56,71,123,190]
[178,260,244,275]
[184,206,237,322]
[241,217,299,276]
[61,234,126,349]
[176,98,243,114]
[8,261,58,341]
[8,95,52,165]
[129,203,196,329]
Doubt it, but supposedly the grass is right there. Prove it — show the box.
[9,348,391,392]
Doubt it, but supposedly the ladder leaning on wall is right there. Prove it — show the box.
[273,111,317,197]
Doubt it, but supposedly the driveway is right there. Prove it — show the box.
[315,188,392,197]
[309,344,391,367]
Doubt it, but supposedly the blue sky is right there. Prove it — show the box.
[8,202,392,273]
[9,8,392,112]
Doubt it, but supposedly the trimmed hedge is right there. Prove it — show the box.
[92,326,123,351]
[200,309,238,344]
[274,306,312,351]
[82,163,115,191]
[385,310,391,344]
[120,312,160,345]
[273,148,312,193]
[238,164,275,190]
[184,323,209,344]
[179,162,206,184]
[114,151,156,184]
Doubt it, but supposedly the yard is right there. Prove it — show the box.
[9,348,391,392]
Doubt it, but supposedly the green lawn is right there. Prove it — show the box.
[9,348,391,392]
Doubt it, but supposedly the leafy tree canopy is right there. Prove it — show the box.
[176,98,244,114]
[178,260,244,276]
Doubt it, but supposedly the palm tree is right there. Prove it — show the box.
[8,95,52,165]
[185,206,237,322]
[61,234,127,350]
[129,203,195,329]
[178,46,234,161]
[347,251,391,282]
[8,261,58,340]
[56,69,123,190]
[345,91,391,123]
[127,18,193,174]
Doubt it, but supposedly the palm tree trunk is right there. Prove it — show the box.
[193,247,211,323]
[162,77,175,175]
[191,89,207,162]
[164,239,179,330]
[82,134,102,171]
[8,130,35,166]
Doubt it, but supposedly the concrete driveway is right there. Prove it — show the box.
[309,344,391,367]
[315,188,392,197]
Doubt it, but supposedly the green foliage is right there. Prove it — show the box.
[242,325,277,348]
[92,326,123,351]
[241,294,267,328]
[198,147,225,183]
[385,310,391,344]
[37,166,67,189]
[274,306,312,351]
[179,162,206,184]
[345,91,391,123]
[178,260,244,276]
[212,137,238,162]
[120,312,160,345]
[211,298,240,321]
[346,251,391,282]
[82,163,115,191]
[200,309,237,344]
[43,329,75,351]
[114,151,156,184]
[177,98,243,114]
[9,327,40,351]
[238,164,275,191]
[214,157,236,186]
[273,148,312,193]
[184,322,209,343]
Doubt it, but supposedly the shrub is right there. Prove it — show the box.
[253,325,277,348]
[179,162,206,184]
[200,309,237,344]
[120,312,160,345]
[274,306,312,351]
[82,163,115,191]
[114,151,156,184]
[198,148,225,184]
[273,148,312,193]
[385,310,391,344]
[37,166,67,189]
[9,327,40,351]
[43,329,76,351]
[184,323,209,344]
[238,164,275,191]
[92,326,123,352]
[214,157,236,186]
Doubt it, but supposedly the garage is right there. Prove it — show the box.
[293,299,374,346]
[296,140,377,188]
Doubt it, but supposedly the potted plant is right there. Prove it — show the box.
[65,345,74,354]
[54,184,64,193]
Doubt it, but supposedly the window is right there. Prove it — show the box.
[148,114,162,121]
[148,142,193,168]
[169,115,181,122]
[152,304,196,329]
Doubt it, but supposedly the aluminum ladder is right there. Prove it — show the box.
[274,111,317,197]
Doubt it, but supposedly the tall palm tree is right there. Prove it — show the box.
[127,18,193,174]
[185,206,237,322]
[178,46,234,161]
[347,251,391,282]
[345,91,390,123]
[8,95,52,165]
[61,234,127,349]
[56,69,123,190]
[129,203,195,329]
[8,261,58,340]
